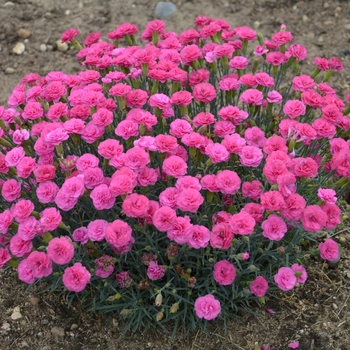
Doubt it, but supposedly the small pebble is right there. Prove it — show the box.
[29,297,39,306]
[51,326,65,337]
[344,24,350,31]
[12,42,25,55]
[346,271,350,279]
[11,306,22,320]
[65,9,71,15]
[70,323,78,330]
[323,2,329,8]
[40,44,47,52]
[21,341,29,348]
[4,1,15,6]
[302,15,309,22]
[1,322,10,331]
[5,67,15,74]
[332,303,338,310]
[17,28,31,39]
[253,21,260,29]
[56,40,68,52]
[154,1,177,18]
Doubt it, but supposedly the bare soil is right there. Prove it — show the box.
[1,0,350,349]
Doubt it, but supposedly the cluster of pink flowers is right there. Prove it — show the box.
[0,17,347,324]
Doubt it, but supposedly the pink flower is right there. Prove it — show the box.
[39,207,62,232]
[288,341,300,349]
[148,93,172,110]
[216,170,241,195]
[5,146,25,167]
[179,43,202,63]
[147,261,165,280]
[26,251,53,278]
[236,26,256,41]
[17,216,38,241]
[242,180,263,200]
[171,91,193,106]
[12,199,34,223]
[229,56,248,70]
[301,205,327,232]
[213,260,236,285]
[210,223,233,250]
[267,90,282,104]
[0,209,13,234]
[193,83,216,103]
[241,252,250,260]
[274,267,297,291]
[34,165,56,183]
[187,225,210,249]
[240,89,263,106]
[229,211,255,235]
[62,262,91,292]
[280,193,306,221]
[0,248,11,268]
[317,188,337,204]
[90,184,116,210]
[10,234,33,257]
[72,227,89,244]
[61,28,80,42]
[261,215,287,241]
[239,146,263,167]
[266,51,287,66]
[263,161,289,185]
[47,237,74,265]
[291,264,308,283]
[288,43,307,60]
[36,181,59,204]
[95,256,115,278]
[319,238,339,261]
[124,147,150,170]
[292,74,314,92]
[2,179,21,202]
[260,191,285,211]
[167,215,193,244]
[170,119,193,138]
[321,203,341,229]
[116,271,133,288]
[155,134,178,153]
[162,155,188,178]
[206,143,230,163]
[243,203,265,223]
[105,220,133,248]
[250,276,269,297]
[87,219,108,242]
[122,193,150,218]
[115,120,139,140]
[176,189,204,213]
[159,187,180,209]
[18,259,35,284]
[244,126,266,148]
[194,294,221,320]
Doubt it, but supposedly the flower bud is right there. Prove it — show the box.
[155,293,162,307]
[120,309,132,317]
[170,302,179,314]
[156,310,164,321]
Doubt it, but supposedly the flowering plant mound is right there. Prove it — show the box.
[0,17,349,336]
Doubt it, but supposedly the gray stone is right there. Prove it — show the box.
[154,2,177,18]
[51,326,65,337]
[12,42,25,55]
[5,67,15,74]
[40,44,47,52]
[344,24,350,31]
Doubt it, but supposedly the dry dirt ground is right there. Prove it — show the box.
[1,0,350,349]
